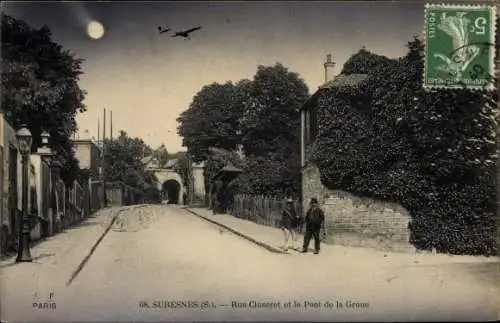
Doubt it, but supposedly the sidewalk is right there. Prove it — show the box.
[184,207,305,254]
[184,207,500,265]
[0,206,123,289]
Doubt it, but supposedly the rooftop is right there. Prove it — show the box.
[319,73,369,90]
[219,162,242,173]
[301,73,369,111]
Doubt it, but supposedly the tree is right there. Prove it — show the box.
[153,143,169,168]
[240,63,309,157]
[177,63,309,197]
[104,131,157,192]
[236,63,309,196]
[177,81,245,162]
[172,151,189,186]
[1,14,86,183]
[341,47,393,75]
[233,156,299,198]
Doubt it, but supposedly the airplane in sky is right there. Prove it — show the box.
[171,26,202,39]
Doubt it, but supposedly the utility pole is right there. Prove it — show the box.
[110,110,113,141]
[102,108,107,208]
[186,150,194,205]
[97,117,100,146]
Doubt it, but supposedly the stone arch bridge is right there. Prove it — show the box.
[144,157,205,205]
[149,168,185,205]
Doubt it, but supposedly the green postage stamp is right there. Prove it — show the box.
[424,3,497,90]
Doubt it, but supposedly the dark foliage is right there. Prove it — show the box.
[310,40,497,256]
[178,63,308,198]
[237,63,308,197]
[1,14,86,184]
[104,131,158,194]
[153,143,169,168]
[177,82,245,163]
[240,63,309,157]
[341,48,394,75]
[172,151,189,187]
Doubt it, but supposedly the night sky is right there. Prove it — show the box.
[3,0,493,152]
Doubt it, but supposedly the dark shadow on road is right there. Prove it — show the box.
[0,235,53,261]
[0,252,55,269]
[63,220,102,230]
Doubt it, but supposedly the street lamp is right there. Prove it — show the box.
[41,130,50,147]
[16,125,33,262]
[38,130,52,156]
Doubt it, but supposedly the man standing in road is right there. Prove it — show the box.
[302,198,325,255]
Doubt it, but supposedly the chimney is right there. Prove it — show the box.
[324,54,336,83]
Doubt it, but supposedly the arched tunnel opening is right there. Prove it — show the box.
[162,179,181,204]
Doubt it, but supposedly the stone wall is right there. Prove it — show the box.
[301,163,328,214]
[192,164,205,201]
[302,164,416,253]
[0,114,20,237]
[106,182,124,206]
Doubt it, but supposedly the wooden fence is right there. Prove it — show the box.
[90,180,103,212]
[105,181,146,207]
[230,194,303,232]
[53,178,65,233]
[68,180,84,223]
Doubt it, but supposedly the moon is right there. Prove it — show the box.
[86,21,105,40]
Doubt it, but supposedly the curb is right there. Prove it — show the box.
[183,207,286,254]
[66,204,151,286]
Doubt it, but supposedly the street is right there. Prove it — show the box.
[1,205,498,322]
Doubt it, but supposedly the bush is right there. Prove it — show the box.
[233,155,301,198]
[310,41,497,256]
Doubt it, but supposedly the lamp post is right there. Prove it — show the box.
[15,125,33,262]
[37,130,54,237]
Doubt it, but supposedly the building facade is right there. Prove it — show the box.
[1,113,21,254]
[192,161,205,203]
[0,112,42,254]
[73,139,101,179]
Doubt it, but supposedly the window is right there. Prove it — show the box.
[304,107,319,146]
[303,93,322,147]
[304,110,310,145]
[310,106,319,141]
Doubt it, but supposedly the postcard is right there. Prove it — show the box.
[0,1,498,322]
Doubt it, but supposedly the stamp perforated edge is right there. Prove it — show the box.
[422,3,497,91]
